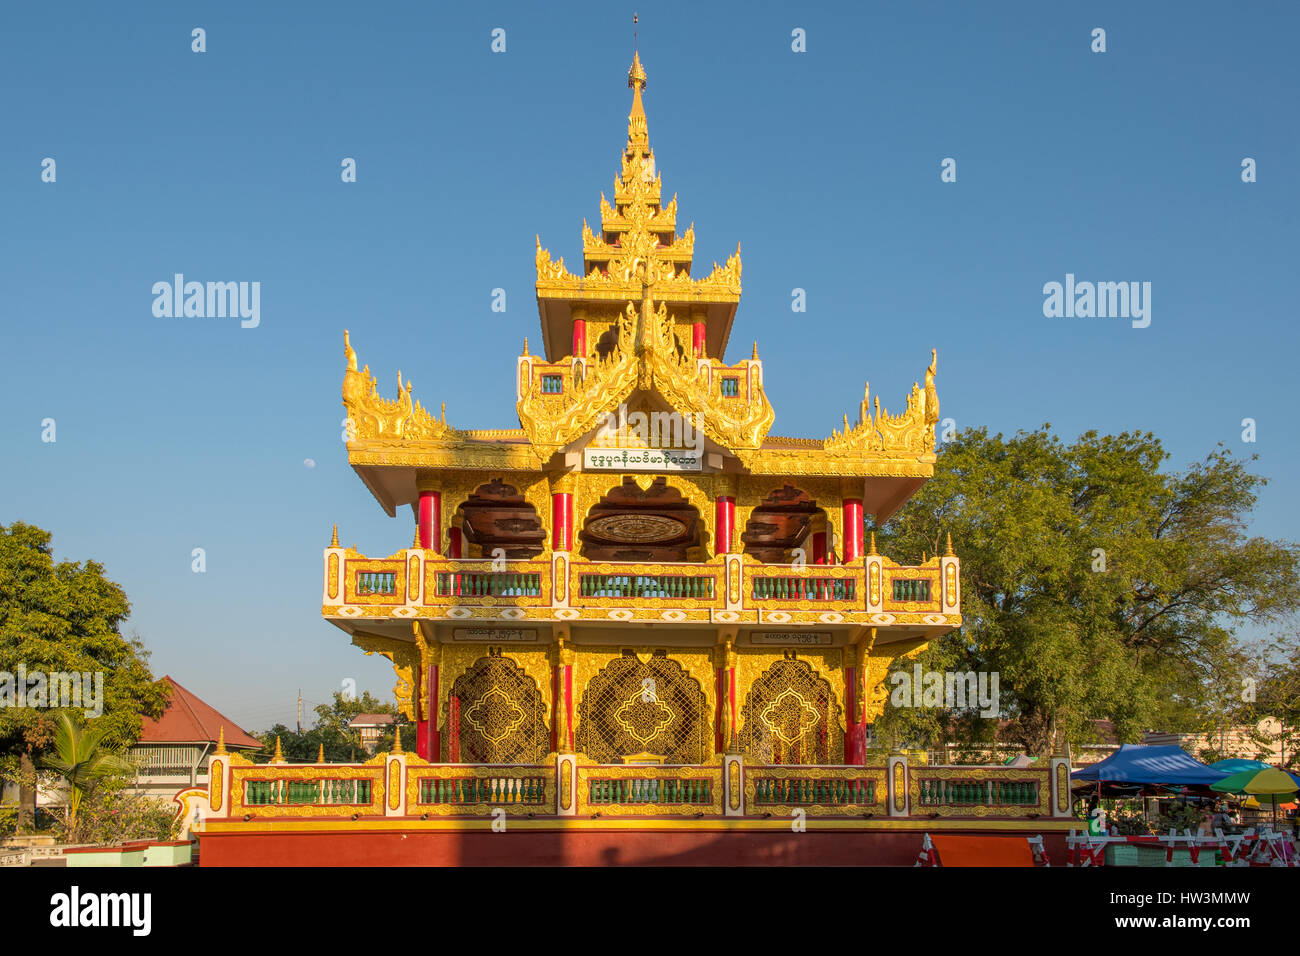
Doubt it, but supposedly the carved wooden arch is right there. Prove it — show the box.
[737,478,840,563]
[574,472,715,558]
[440,474,550,557]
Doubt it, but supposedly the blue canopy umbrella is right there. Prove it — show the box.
[1072,745,1231,788]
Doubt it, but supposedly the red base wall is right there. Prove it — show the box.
[199,828,1068,867]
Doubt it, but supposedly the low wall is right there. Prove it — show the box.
[199,822,1070,867]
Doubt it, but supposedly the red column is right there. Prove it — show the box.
[423,663,439,761]
[551,492,573,552]
[564,665,575,752]
[448,526,463,559]
[845,665,864,764]
[729,663,738,747]
[418,490,442,554]
[572,319,587,359]
[692,322,706,358]
[842,499,863,562]
[715,497,735,555]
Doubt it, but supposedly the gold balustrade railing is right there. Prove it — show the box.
[911,766,1052,819]
[329,552,956,616]
[211,757,1061,823]
[745,765,888,817]
[575,761,725,817]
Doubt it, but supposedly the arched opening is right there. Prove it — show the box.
[739,656,844,765]
[455,478,545,559]
[445,651,549,763]
[741,485,830,564]
[579,476,703,562]
[575,650,710,764]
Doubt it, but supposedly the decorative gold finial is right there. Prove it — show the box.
[440,402,446,424]
[317,743,325,763]
[868,531,878,556]
[330,524,339,548]
[752,341,759,361]
[413,524,420,548]
[391,725,403,755]
[945,532,954,556]
[271,735,285,764]
[344,329,357,370]
[626,51,649,151]
[215,725,227,755]
[523,337,529,356]
[628,50,647,93]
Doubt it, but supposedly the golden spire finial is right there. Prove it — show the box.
[752,341,759,361]
[945,532,954,556]
[523,337,529,356]
[271,735,285,764]
[391,725,403,755]
[626,48,649,152]
[413,524,420,548]
[215,725,227,755]
[317,742,325,763]
[868,531,878,556]
[344,329,357,371]
[330,524,339,548]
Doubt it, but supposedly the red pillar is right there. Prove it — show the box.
[692,322,706,358]
[423,663,439,761]
[811,514,828,565]
[551,492,573,552]
[842,499,863,562]
[845,665,865,764]
[715,497,735,555]
[418,490,442,554]
[572,319,587,359]
[564,666,574,752]
[448,526,463,559]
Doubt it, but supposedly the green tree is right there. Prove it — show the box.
[36,710,135,842]
[0,522,170,831]
[252,691,403,762]
[877,428,1300,757]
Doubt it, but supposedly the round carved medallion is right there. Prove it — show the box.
[586,513,686,543]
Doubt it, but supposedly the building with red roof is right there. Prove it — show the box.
[130,676,262,799]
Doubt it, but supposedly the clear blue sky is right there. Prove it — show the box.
[3,2,1296,731]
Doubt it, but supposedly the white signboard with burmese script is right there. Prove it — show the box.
[747,631,834,645]
[452,628,538,642]
[583,447,703,472]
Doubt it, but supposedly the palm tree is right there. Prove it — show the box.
[36,710,134,843]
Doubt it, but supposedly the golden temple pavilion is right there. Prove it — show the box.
[196,53,1075,865]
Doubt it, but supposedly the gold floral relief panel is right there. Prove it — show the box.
[574,649,713,764]
[738,656,845,765]
[445,652,550,764]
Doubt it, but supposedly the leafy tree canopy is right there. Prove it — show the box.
[0,522,169,759]
[876,427,1300,757]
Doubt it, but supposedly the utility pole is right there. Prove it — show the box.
[297,689,303,734]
